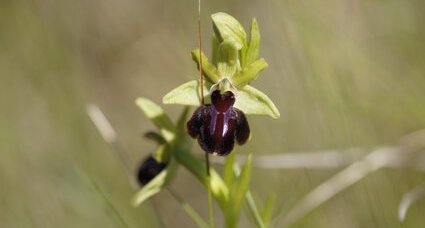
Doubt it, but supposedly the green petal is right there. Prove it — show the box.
[243,18,261,68]
[232,58,268,88]
[212,12,247,50]
[162,80,210,106]
[136,98,175,142]
[191,49,221,83]
[234,85,280,119]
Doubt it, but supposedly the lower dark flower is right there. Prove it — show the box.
[187,90,250,156]
[137,155,167,186]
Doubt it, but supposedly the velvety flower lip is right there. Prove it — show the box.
[187,90,250,156]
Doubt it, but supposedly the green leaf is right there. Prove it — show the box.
[243,18,261,68]
[261,194,276,227]
[231,154,253,214]
[162,80,210,107]
[191,49,221,83]
[132,159,177,207]
[136,98,175,142]
[232,58,268,88]
[225,154,253,228]
[234,85,280,118]
[212,12,247,50]
[223,153,235,188]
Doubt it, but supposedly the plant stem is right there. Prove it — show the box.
[205,153,215,228]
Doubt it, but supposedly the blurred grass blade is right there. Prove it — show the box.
[245,191,266,228]
[276,147,399,227]
[192,49,221,83]
[167,188,209,228]
[234,85,280,118]
[136,97,175,142]
[261,194,275,227]
[86,104,117,144]
[162,80,209,107]
[232,58,268,88]
[75,165,131,228]
[398,184,425,221]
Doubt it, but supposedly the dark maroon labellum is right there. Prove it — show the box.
[137,155,167,186]
[187,90,250,156]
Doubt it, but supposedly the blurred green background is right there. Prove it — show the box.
[1,0,425,227]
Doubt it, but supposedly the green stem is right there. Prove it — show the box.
[205,153,215,228]
[174,147,229,207]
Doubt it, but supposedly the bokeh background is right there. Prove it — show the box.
[1,0,425,227]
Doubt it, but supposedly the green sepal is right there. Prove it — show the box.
[217,40,240,77]
[212,12,247,50]
[234,85,280,118]
[232,58,268,88]
[136,98,175,142]
[191,49,221,83]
